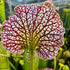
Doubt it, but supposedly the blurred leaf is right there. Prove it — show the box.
[8,59,17,70]
[63,51,70,58]
[59,59,65,64]
[63,9,70,29]
[0,42,9,69]
[19,60,24,65]
[12,54,23,58]
[38,58,47,69]
[0,0,6,23]
[63,65,69,70]
[0,41,7,54]
[64,38,67,42]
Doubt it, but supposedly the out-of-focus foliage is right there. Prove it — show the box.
[59,63,69,70]
[38,59,47,69]
[8,54,23,70]
[57,7,70,69]
[0,0,9,69]
[57,29,70,70]
[63,9,70,29]
[58,4,70,31]
[63,65,69,70]
[0,0,6,23]
[0,42,9,69]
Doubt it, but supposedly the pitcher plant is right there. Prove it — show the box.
[1,0,64,70]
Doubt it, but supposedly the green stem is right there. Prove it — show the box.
[24,49,39,70]
[54,57,56,70]
[56,48,63,59]
[59,66,62,70]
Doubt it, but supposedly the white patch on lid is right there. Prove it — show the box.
[22,7,25,11]
[7,47,10,50]
[14,28,18,31]
[11,22,14,25]
[49,15,53,19]
[29,9,32,13]
[14,51,17,54]
[16,24,19,27]
[15,41,17,43]
[46,8,49,11]
[18,21,23,26]
[12,25,15,28]
[8,28,11,30]
[54,51,58,54]
[39,24,43,30]
[11,17,14,21]
[47,47,49,50]
[47,22,52,25]
[14,33,17,36]
[45,31,49,34]
[11,47,14,50]
[44,49,48,53]
[12,50,15,53]
[50,47,54,51]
